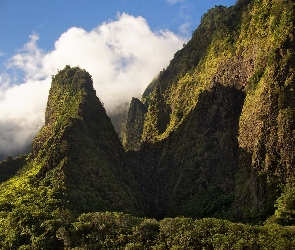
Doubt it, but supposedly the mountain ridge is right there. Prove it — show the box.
[122,0,295,223]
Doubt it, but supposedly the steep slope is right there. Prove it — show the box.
[234,0,295,222]
[0,155,27,184]
[122,97,147,151]
[0,66,141,248]
[125,0,295,222]
[141,2,249,143]
[129,83,245,219]
[126,0,251,220]
[30,65,140,214]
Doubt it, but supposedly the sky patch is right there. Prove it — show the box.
[166,0,186,4]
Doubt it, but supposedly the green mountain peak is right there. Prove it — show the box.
[0,66,142,248]
[31,65,139,213]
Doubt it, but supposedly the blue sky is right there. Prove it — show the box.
[0,0,237,157]
[0,0,236,67]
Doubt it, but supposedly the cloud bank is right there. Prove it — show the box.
[0,13,184,158]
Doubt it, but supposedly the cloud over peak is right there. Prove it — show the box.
[0,13,185,157]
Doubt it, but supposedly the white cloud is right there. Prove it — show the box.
[0,13,184,157]
[9,34,46,81]
[179,21,191,36]
[0,77,51,157]
[166,0,185,4]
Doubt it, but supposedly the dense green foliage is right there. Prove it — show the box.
[272,179,295,225]
[60,213,295,249]
[141,1,249,143]
[3,211,294,249]
[235,0,295,221]
[30,65,140,214]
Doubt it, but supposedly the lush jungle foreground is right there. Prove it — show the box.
[2,210,295,249]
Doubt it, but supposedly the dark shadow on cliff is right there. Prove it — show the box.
[128,83,247,220]
[0,155,27,184]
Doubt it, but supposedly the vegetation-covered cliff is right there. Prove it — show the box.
[31,65,141,214]
[0,66,142,248]
[122,0,295,223]
[122,97,147,151]
[1,0,295,248]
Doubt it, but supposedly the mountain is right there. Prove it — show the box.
[1,0,295,248]
[123,0,295,222]
[30,65,141,214]
[0,66,142,248]
[127,83,245,219]
[122,97,148,151]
